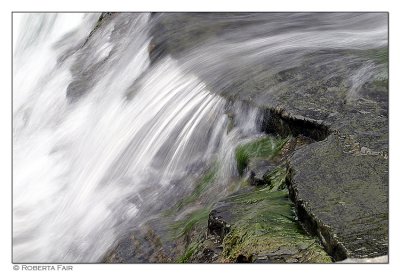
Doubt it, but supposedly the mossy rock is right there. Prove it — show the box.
[235,135,289,176]
[210,186,331,263]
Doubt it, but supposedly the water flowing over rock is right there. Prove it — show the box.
[13,12,388,263]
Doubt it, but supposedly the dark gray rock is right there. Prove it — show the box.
[287,135,388,260]
[103,226,172,263]
[247,159,276,186]
[150,13,388,261]
[208,204,233,242]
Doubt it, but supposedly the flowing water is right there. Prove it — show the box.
[13,12,387,263]
[13,13,260,262]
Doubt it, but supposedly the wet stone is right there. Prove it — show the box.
[247,159,276,186]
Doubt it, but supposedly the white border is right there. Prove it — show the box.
[1,1,399,274]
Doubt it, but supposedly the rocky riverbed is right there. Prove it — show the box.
[106,13,389,263]
[14,12,387,263]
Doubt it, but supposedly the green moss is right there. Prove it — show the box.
[235,147,249,176]
[163,164,218,218]
[177,242,201,263]
[263,166,288,191]
[170,208,210,239]
[227,187,290,207]
[219,187,331,263]
[176,168,217,211]
[235,136,289,176]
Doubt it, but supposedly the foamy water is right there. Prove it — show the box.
[13,13,261,262]
[13,12,388,263]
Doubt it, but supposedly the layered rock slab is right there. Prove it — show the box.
[150,12,389,261]
[206,186,332,263]
[287,135,388,260]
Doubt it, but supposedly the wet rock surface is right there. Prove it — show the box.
[287,135,388,260]
[202,186,332,263]
[102,13,388,263]
[208,207,232,242]
[247,159,276,186]
[179,136,332,263]
[151,12,389,261]
[103,226,172,263]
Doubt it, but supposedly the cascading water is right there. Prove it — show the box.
[13,12,388,263]
[13,13,262,262]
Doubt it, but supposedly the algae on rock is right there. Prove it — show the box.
[235,136,289,176]
[178,135,332,263]
[220,187,332,263]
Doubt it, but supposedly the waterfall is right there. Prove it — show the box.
[13,12,387,263]
[13,13,261,262]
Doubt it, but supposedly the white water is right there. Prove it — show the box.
[13,12,387,263]
[13,13,261,262]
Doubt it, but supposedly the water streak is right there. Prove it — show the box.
[13,12,388,263]
[13,13,260,262]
